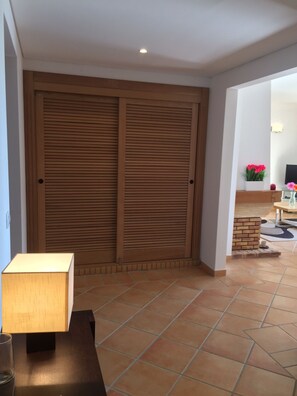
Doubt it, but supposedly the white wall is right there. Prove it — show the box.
[236,82,271,190]
[23,58,210,88]
[271,102,297,189]
[0,4,10,272]
[0,0,24,328]
[201,43,297,271]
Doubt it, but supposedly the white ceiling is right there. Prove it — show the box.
[10,0,297,77]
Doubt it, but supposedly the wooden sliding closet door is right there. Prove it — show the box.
[36,93,118,265]
[118,99,198,262]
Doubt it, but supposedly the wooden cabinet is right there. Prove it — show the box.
[36,93,118,265]
[24,72,208,272]
[118,98,197,262]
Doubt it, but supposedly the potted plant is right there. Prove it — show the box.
[244,164,266,191]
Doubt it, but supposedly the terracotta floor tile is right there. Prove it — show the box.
[281,275,297,288]
[114,360,178,396]
[146,269,178,281]
[128,271,150,282]
[246,326,297,353]
[185,350,243,391]
[74,275,87,288]
[102,326,156,358]
[87,284,131,298]
[205,280,234,290]
[278,256,297,267]
[96,347,133,386]
[141,338,196,373]
[199,285,240,298]
[193,290,232,311]
[162,318,211,347]
[115,288,154,308]
[74,286,90,297]
[247,344,291,377]
[272,349,297,367]
[178,267,208,277]
[102,273,134,285]
[180,304,222,327]
[277,284,297,299]
[253,270,283,283]
[82,274,105,287]
[94,316,120,343]
[132,280,169,296]
[126,309,172,334]
[216,313,261,338]
[236,288,273,306]
[265,307,297,325]
[222,272,262,286]
[202,330,253,362]
[107,390,125,396]
[73,291,108,311]
[285,267,297,277]
[146,295,188,318]
[163,284,200,301]
[272,295,297,314]
[96,301,140,323]
[253,262,285,275]
[280,323,297,340]
[78,249,297,395]
[107,390,124,396]
[176,276,222,290]
[245,281,279,294]
[286,365,297,379]
[235,365,295,396]
[170,376,231,396]
[227,299,268,321]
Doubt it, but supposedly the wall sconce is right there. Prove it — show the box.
[271,122,284,133]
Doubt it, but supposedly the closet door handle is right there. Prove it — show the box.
[38,178,44,184]
[189,179,194,184]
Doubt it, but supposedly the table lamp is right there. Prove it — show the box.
[2,253,74,353]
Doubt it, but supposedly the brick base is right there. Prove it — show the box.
[232,216,261,251]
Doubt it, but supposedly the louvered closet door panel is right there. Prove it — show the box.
[120,99,198,262]
[36,93,118,265]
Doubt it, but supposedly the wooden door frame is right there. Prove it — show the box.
[24,71,208,262]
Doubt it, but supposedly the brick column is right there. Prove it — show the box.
[232,217,261,251]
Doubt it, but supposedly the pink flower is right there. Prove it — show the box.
[287,182,295,191]
[255,165,265,173]
[245,163,266,181]
[247,164,256,170]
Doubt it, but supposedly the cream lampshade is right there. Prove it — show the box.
[2,253,74,352]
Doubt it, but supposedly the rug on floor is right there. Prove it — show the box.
[260,219,297,242]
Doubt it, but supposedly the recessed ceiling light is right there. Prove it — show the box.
[139,48,148,54]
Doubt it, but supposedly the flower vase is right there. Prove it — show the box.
[289,191,296,207]
[245,181,265,191]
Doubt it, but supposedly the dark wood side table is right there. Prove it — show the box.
[4,310,107,396]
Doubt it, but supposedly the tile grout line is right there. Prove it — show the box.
[165,285,245,395]
[105,273,291,394]
[93,278,181,346]
[231,260,296,394]
[108,277,208,392]
[82,262,297,394]
[83,274,200,393]
[93,274,208,346]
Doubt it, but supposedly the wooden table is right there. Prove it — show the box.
[274,202,297,226]
[1,310,106,396]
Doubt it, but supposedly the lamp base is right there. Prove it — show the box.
[26,332,56,353]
